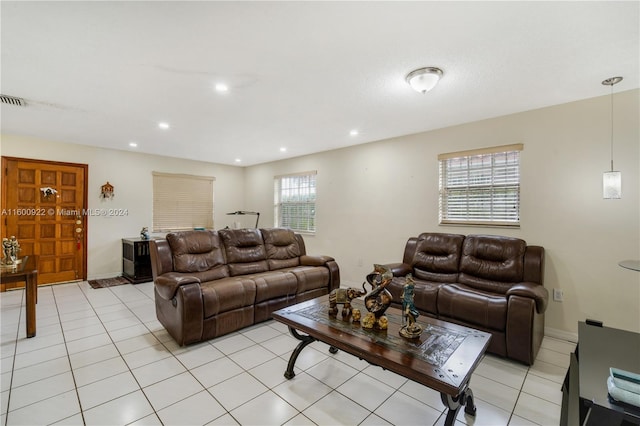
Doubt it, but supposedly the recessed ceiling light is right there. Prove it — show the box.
[350,129,359,136]
[129,142,138,148]
[235,158,241,163]
[215,83,229,92]
[158,122,170,130]
[280,147,287,152]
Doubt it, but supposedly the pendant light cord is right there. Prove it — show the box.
[610,84,614,172]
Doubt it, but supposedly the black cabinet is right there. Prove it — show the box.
[122,238,153,283]
[561,322,640,425]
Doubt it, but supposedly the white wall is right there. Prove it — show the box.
[244,89,640,336]
[0,135,245,279]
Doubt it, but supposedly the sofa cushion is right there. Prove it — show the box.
[438,283,508,331]
[167,231,228,275]
[412,233,464,283]
[261,228,301,270]
[219,228,269,276]
[248,271,298,304]
[458,234,526,294]
[200,277,257,318]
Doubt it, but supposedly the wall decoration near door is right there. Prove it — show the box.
[1,157,88,287]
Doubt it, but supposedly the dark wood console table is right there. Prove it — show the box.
[561,321,640,425]
[122,238,153,283]
[1,255,38,337]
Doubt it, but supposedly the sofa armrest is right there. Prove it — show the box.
[506,282,549,313]
[325,260,341,292]
[300,255,335,266]
[155,273,201,300]
[299,255,340,291]
[385,262,412,277]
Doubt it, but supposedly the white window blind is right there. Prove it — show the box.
[274,171,317,233]
[438,144,523,227]
[152,172,215,232]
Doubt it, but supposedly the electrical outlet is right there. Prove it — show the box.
[553,288,564,302]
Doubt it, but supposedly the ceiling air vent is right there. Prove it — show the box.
[0,94,26,107]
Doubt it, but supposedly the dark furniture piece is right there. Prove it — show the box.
[122,238,153,283]
[273,296,491,426]
[561,321,640,426]
[1,255,38,337]
[385,233,547,365]
[149,228,340,345]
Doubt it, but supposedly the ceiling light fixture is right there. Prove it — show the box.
[158,122,170,130]
[602,76,623,199]
[406,67,443,93]
[215,83,229,92]
[350,130,359,136]
[280,147,287,152]
[129,142,138,148]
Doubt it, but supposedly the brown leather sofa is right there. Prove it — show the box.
[149,227,340,345]
[386,233,546,365]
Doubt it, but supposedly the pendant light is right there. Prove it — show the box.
[602,76,623,199]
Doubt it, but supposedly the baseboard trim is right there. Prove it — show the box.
[545,326,578,343]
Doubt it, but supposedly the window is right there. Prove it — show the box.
[274,171,317,233]
[152,172,214,231]
[439,144,523,227]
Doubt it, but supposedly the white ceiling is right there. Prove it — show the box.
[1,1,638,166]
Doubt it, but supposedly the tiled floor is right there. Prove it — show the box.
[1,281,573,425]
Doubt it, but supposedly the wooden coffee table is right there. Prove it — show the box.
[272,296,491,425]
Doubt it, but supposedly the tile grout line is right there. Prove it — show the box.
[52,282,87,426]
[4,287,78,424]
[2,290,24,426]
[101,283,167,424]
[128,285,210,423]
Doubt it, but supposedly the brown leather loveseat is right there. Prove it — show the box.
[149,227,340,345]
[386,233,546,365]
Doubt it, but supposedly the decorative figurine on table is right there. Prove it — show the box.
[351,309,361,324]
[362,264,393,330]
[2,238,13,265]
[328,287,367,318]
[1,236,21,267]
[140,227,150,240]
[399,274,422,339]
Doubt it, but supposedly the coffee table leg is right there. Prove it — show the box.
[284,327,317,379]
[441,385,476,425]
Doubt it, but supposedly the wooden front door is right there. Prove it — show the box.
[2,157,87,286]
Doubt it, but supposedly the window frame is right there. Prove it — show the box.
[152,172,215,232]
[438,144,523,228]
[274,171,317,233]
